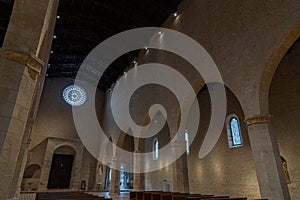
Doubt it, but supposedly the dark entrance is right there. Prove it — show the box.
[47,154,74,189]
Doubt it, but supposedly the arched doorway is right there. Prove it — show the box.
[47,145,76,189]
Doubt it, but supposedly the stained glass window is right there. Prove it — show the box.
[227,115,243,148]
[62,85,87,106]
[153,138,158,160]
[230,117,242,146]
[185,130,190,155]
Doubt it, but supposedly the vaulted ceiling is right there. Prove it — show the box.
[47,0,183,91]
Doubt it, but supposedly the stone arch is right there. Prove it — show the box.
[190,82,251,154]
[116,131,134,151]
[23,164,41,179]
[269,36,300,198]
[259,21,300,114]
[53,144,77,155]
[136,111,171,153]
[21,164,42,191]
[188,83,259,197]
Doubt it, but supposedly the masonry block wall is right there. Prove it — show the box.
[24,78,105,191]
[270,42,300,199]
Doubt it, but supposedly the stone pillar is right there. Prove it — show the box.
[14,118,35,198]
[0,0,58,198]
[133,151,145,190]
[246,115,291,200]
[109,157,120,194]
[95,162,106,190]
[38,140,54,190]
[170,138,189,193]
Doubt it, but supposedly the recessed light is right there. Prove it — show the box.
[53,35,57,39]
[173,12,178,17]
[158,31,162,35]
[50,51,54,54]
[57,15,60,19]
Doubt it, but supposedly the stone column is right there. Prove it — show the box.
[38,140,55,190]
[246,115,291,200]
[0,0,58,199]
[14,118,35,198]
[170,138,189,193]
[133,151,145,190]
[95,162,106,190]
[109,157,120,194]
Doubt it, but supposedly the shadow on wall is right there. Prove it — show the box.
[187,85,260,199]
[270,39,300,199]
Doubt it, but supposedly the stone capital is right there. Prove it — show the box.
[1,48,44,80]
[245,114,272,127]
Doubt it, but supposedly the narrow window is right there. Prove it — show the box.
[185,130,190,155]
[153,138,158,160]
[226,115,243,148]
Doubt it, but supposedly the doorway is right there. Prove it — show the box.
[47,154,74,189]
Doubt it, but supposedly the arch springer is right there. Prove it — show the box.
[245,114,273,127]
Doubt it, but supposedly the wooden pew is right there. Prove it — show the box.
[36,192,110,200]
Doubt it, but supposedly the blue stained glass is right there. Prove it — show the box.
[153,139,158,160]
[63,85,87,106]
[230,117,242,146]
[185,131,190,154]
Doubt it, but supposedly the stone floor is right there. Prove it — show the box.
[87,192,129,200]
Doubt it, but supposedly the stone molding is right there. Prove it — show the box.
[245,115,272,127]
[1,48,44,80]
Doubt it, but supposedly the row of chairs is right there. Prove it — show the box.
[36,192,112,200]
[129,191,264,200]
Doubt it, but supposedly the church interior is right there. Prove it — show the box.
[0,0,300,200]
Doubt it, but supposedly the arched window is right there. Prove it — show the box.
[226,114,243,148]
[153,138,159,160]
[185,130,190,155]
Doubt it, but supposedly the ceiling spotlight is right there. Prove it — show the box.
[173,12,178,17]
[57,15,60,19]
[158,31,162,35]
[145,47,148,50]
[133,60,137,64]
[50,51,54,54]
[53,35,57,39]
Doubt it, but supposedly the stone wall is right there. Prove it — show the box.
[270,42,300,199]
[188,88,259,198]
[23,77,105,191]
